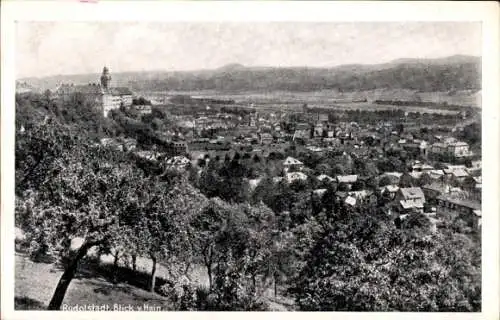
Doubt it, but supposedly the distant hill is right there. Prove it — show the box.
[215,63,247,72]
[16,81,38,94]
[19,55,481,95]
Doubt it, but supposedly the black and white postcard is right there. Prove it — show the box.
[1,1,499,319]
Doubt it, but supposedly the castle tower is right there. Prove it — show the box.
[100,66,112,91]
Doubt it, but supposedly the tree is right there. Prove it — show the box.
[191,198,232,289]
[462,175,477,191]
[289,208,481,311]
[25,135,144,310]
[197,158,207,168]
[285,216,324,281]
[351,180,366,191]
[365,177,378,191]
[267,230,296,297]
[135,176,208,292]
[363,161,379,177]
[198,159,223,198]
[418,173,432,187]
[199,156,250,203]
[315,163,332,176]
[241,202,276,290]
[379,176,393,187]
[399,173,414,188]
[16,118,214,309]
[332,164,346,176]
[191,199,271,310]
[132,96,152,106]
[98,224,131,282]
[396,123,404,134]
[251,176,274,205]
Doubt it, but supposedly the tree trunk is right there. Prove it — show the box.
[183,263,192,281]
[207,267,212,289]
[113,253,119,283]
[47,241,95,310]
[132,254,137,272]
[203,247,213,289]
[150,256,157,293]
[113,253,119,267]
[274,274,277,298]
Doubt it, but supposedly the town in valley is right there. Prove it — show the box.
[14,22,482,312]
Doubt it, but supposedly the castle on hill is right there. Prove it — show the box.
[56,66,134,117]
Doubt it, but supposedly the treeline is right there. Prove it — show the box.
[219,106,253,117]
[132,97,152,106]
[304,108,464,124]
[454,122,481,152]
[17,90,189,144]
[15,91,122,139]
[169,95,235,105]
[374,100,470,111]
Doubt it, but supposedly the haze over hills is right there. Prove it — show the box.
[19,55,481,96]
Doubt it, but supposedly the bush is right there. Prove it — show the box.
[28,239,53,263]
[158,282,180,306]
[203,269,269,311]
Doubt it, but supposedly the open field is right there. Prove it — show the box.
[15,252,292,311]
[14,253,171,311]
[229,101,461,115]
[99,254,210,288]
[141,89,477,115]
[143,89,480,106]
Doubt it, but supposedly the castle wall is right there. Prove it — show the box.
[102,94,121,117]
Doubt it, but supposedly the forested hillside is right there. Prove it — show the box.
[19,55,481,93]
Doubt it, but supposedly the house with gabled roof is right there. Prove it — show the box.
[260,132,273,145]
[317,174,335,183]
[336,174,358,191]
[293,123,311,141]
[345,196,357,207]
[165,156,191,170]
[412,162,434,172]
[283,156,304,173]
[286,172,308,183]
[436,195,481,229]
[346,190,377,206]
[427,169,445,180]
[395,187,426,213]
[336,175,358,184]
[443,166,470,184]
[422,183,450,205]
[313,188,328,197]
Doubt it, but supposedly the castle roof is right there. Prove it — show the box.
[57,83,103,95]
[109,87,133,96]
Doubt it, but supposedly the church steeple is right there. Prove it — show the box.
[100,66,111,90]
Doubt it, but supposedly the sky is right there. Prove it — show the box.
[16,22,481,78]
